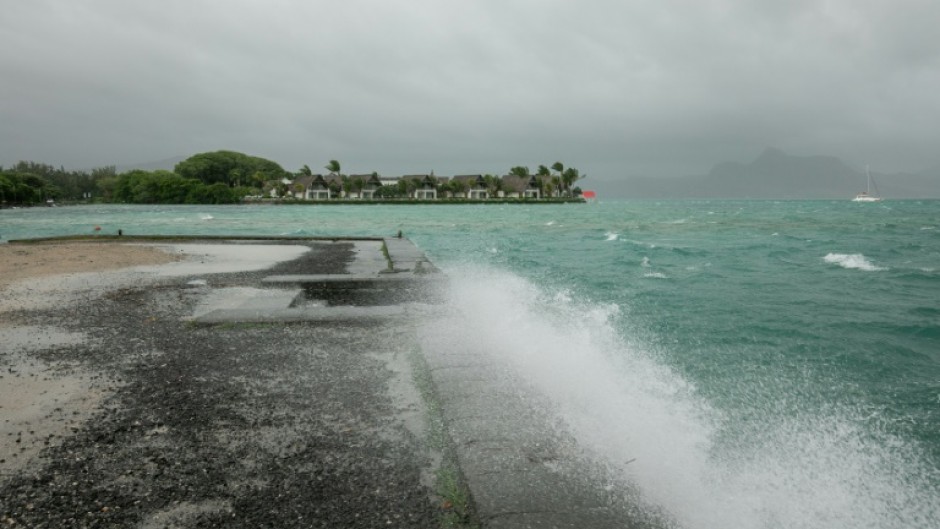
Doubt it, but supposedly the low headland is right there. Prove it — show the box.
[1,151,589,207]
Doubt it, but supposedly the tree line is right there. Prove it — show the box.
[2,151,583,206]
[0,161,97,205]
[1,151,289,206]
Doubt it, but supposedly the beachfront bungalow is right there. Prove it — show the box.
[405,174,437,200]
[501,175,542,199]
[302,174,331,200]
[291,175,313,199]
[452,175,488,199]
[264,171,571,201]
[354,173,383,199]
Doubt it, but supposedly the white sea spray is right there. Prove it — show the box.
[426,264,940,529]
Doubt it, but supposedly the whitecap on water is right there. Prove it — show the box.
[605,232,619,241]
[823,253,887,272]
[200,214,214,221]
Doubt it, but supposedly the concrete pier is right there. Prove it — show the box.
[1,236,656,528]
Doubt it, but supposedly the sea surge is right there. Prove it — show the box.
[427,263,940,529]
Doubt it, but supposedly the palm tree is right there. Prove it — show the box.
[509,166,530,177]
[483,174,503,197]
[325,159,341,175]
[352,176,365,198]
[299,164,313,176]
[551,175,562,197]
[562,167,580,196]
[537,165,551,177]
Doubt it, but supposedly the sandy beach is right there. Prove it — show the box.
[0,242,181,292]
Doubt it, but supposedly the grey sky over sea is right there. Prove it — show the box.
[2,0,939,185]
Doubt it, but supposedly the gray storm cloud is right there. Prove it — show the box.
[2,0,939,182]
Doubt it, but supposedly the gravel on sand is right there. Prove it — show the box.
[1,241,442,528]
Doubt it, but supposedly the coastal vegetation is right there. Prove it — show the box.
[0,161,96,205]
[1,151,585,206]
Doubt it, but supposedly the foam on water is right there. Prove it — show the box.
[823,253,887,271]
[431,264,940,529]
[605,231,619,241]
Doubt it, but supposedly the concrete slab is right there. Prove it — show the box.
[190,305,405,324]
[417,319,636,528]
[383,237,427,261]
[189,287,304,319]
[383,238,440,274]
[262,274,444,288]
[465,467,612,514]
[135,243,311,276]
[347,240,389,276]
[485,509,629,529]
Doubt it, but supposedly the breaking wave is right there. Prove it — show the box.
[823,253,887,271]
[424,264,939,529]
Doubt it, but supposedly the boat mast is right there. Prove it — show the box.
[866,164,881,197]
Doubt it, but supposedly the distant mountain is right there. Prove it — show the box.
[602,148,940,199]
[114,156,188,173]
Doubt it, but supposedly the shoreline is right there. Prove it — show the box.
[1,197,586,209]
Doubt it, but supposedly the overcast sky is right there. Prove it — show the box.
[2,0,939,184]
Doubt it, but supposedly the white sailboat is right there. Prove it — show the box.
[853,165,882,202]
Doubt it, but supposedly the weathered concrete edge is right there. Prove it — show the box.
[6,235,388,244]
[190,306,406,324]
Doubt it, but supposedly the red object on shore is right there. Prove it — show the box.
[582,190,596,199]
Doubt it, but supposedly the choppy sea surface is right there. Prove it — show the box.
[3,200,939,528]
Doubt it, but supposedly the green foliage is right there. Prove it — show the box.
[1,161,94,202]
[0,169,58,205]
[3,154,586,206]
[374,184,405,198]
[108,169,243,204]
[324,159,341,175]
[482,174,501,195]
[449,179,468,195]
[561,167,581,195]
[507,161,583,197]
[508,165,530,177]
[174,150,288,186]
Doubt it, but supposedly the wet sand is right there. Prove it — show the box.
[0,242,181,292]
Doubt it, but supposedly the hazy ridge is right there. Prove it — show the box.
[604,148,940,199]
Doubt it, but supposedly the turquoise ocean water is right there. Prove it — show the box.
[3,201,939,527]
